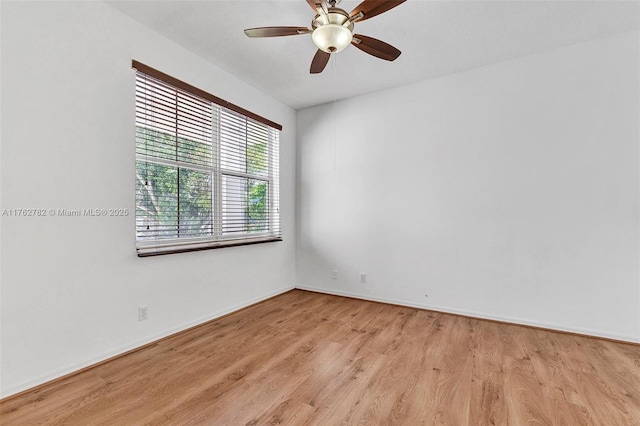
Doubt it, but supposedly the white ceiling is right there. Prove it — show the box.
[107,0,639,110]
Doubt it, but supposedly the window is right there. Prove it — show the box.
[133,61,281,256]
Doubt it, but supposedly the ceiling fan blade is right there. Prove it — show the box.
[307,0,329,15]
[306,0,321,13]
[349,0,406,22]
[352,34,401,61]
[244,27,311,38]
[310,49,331,74]
[306,0,318,11]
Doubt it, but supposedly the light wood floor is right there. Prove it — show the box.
[2,290,639,425]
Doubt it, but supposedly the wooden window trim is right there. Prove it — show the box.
[131,60,282,131]
[137,237,283,257]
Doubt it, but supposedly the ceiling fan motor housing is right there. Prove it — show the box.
[311,8,354,53]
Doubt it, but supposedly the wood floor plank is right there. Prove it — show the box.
[2,290,639,425]
[469,320,509,425]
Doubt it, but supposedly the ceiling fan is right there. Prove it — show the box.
[244,0,406,74]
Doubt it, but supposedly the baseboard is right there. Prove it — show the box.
[295,284,640,345]
[0,285,295,399]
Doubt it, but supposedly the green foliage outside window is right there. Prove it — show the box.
[136,126,269,240]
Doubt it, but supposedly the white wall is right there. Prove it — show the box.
[0,1,296,397]
[297,31,640,343]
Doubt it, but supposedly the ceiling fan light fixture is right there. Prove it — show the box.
[312,24,352,53]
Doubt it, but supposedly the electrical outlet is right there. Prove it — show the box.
[360,273,367,284]
[332,269,338,280]
[138,305,148,321]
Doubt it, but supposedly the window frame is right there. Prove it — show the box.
[133,61,282,257]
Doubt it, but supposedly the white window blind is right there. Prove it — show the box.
[134,62,281,256]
